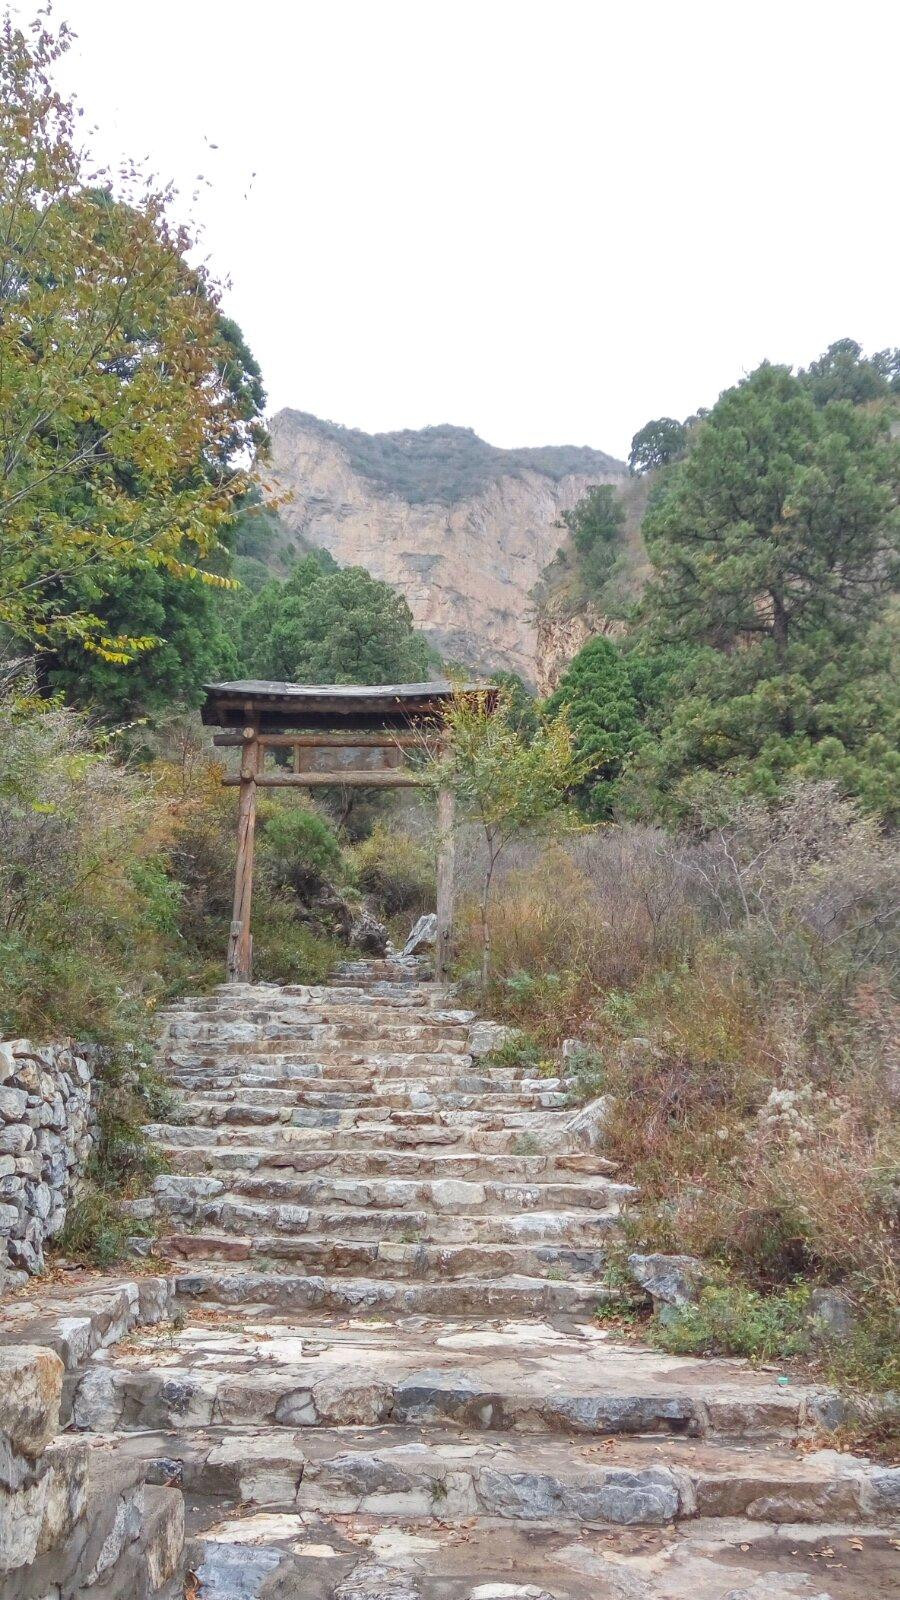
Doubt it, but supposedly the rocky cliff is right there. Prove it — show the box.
[265,410,627,683]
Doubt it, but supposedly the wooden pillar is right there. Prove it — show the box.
[435,782,455,983]
[226,724,259,982]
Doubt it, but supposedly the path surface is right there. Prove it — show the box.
[43,956,900,1596]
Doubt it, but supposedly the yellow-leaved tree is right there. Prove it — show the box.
[0,12,265,661]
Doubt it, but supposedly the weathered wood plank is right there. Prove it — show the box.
[226,727,259,981]
[221,771,427,789]
[212,732,431,749]
[435,783,456,982]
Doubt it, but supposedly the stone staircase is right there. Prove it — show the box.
[68,954,897,1600]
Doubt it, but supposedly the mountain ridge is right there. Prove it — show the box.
[261,408,628,681]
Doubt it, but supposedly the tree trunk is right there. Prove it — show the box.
[771,591,789,666]
[479,838,498,991]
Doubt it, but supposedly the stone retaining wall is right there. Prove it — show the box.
[0,1338,184,1598]
[0,1040,96,1285]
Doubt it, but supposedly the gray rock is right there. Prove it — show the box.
[861,1465,900,1516]
[627,1252,708,1308]
[0,1124,33,1156]
[7,1236,42,1274]
[194,1540,283,1600]
[561,1038,587,1060]
[807,1287,856,1338]
[0,1085,28,1120]
[467,1021,515,1058]
[402,913,437,957]
[0,1346,63,1456]
[352,911,390,956]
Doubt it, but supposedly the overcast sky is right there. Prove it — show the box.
[43,0,900,459]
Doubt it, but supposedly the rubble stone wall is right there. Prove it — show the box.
[0,1341,184,1598]
[0,1040,96,1284]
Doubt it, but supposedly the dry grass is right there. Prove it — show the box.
[453,784,899,1395]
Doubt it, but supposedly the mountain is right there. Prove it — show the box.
[262,409,627,682]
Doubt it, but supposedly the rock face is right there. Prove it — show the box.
[266,411,626,682]
[534,600,627,696]
[0,1039,96,1285]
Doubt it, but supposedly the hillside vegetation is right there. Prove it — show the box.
[1,14,897,1421]
[276,410,624,505]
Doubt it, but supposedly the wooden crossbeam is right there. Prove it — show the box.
[222,771,427,789]
[213,731,429,750]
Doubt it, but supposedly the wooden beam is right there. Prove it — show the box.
[212,732,430,750]
[221,771,427,789]
[226,726,259,982]
[435,783,455,983]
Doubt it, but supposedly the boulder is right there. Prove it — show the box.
[351,910,389,956]
[467,1021,515,1059]
[807,1287,856,1339]
[0,1346,63,1458]
[627,1252,708,1307]
[402,913,437,957]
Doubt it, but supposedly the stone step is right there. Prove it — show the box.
[218,977,446,1000]
[72,1316,830,1441]
[172,1269,611,1319]
[162,1023,473,1051]
[159,1005,478,1032]
[148,1192,622,1246]
[169,1068,556,1094]
[152,1171,630,1213]
[174,1101,564,1131]
[167,1059,537,1087]
[165,1045,477,1070]
[145,1120,554,1154]
[181,1517,900,1600]
[172,1107,564,1138]
[154,1231,613,1279]
[105,1424,893,1529]
[178,1085,566,1116]
[152,1144,617,1183]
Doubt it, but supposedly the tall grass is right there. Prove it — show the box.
[453,783,899,1396]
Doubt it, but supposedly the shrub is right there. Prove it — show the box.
[258,803,344,894]
[655,1284,813,1364]
[250,901,344,985]
[54,1185,137,1270]
[453,783,899,1397]
[353,821,435,918]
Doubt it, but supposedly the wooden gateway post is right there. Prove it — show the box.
[201,680,495,985]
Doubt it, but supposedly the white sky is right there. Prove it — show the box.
[40,0,900,459]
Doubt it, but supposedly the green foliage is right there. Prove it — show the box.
[799,337,900,406]
[38,310,267,718]
[643,363,898,658]
[489,672,540,738]
[654,1284,813,1363]
[483,1029,543,1073]
[249,904,345,986]
[353,821,435,917]
[621,360,900,818]
[54,1184,137,1269]
[565,1047,606,1103]
[285,414,621,506]
[42,562,240,719]
[628,416,687,474]
[0,17,263,657]
[558,485,626,595]
[436,688,581,984]
[238,561,433,685]
[546,636,641,818]
[258,805,344,894]
[0,694,160,1040]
